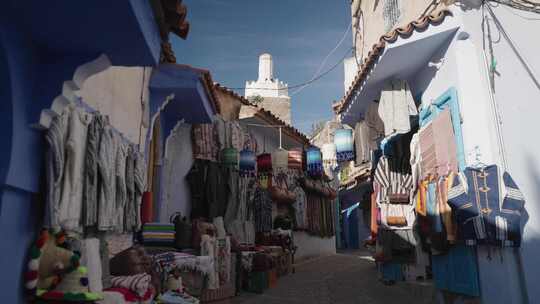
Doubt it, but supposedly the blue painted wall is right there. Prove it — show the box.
[0,2,162,302]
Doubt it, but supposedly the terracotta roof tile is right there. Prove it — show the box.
[213,83,255,106]
[336,9,453,114]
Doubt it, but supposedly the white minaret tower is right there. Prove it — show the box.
[245,53,292,124]
[258,53,274,82]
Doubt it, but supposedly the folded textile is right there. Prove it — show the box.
[102,287,154,303]
[159,291,200,304]
[154,252,213,275]
[110,273,152,297]
[143,226,177,232]
[142,232,175,238]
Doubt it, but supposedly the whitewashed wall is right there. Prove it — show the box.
[159,123,194,221]
[461,4,540,303]
[294,232,336,262]
[79,66,151,150]
[408,3,536,303]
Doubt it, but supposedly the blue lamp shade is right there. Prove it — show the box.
[334,129,354,162]
[306,147,323,177]
[239,149,256,175]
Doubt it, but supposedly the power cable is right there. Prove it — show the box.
[291,20,352,96]
[485,2,540,91]
[491,0,540,19]
[489,0,540,14]
[227,47,353,91]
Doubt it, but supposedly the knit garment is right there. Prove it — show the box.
[83,114,104,227]
[110,273,151,297]
[58,105,93,232]
[98,124,118,231]
[45,109,69,229]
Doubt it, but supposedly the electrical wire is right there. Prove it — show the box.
[485,2,540,91]
[489,0,540,14]
[227,47,353,91]
[291,20,352,96]
[491,0,540,19]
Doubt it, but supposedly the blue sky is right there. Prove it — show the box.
[171,0,352,134]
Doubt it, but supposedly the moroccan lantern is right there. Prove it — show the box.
[288,148,303,171]
[306,147,323,177]
[257,153,273,173]
[221,148,238,168]
[272,148,289,173]
[334,128,354,162]
[239,149,256,175]
[321,143,337,178]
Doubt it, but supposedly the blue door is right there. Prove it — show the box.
[420,88,480,297]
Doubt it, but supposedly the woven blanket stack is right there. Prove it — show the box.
[142,223,175,246]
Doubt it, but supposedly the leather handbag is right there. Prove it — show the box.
[170,212,192,249]
[269,174,296,204]
[387,216,407,227]
[388,193,409,204]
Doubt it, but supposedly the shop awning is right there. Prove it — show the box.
[149,64,218,136]
[339,10,459,127]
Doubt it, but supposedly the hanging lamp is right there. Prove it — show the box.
[239,149,256,176]
[334,128,354,162]
[306,147,323,177]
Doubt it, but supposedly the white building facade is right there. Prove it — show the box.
[338,1,540,303]
[245,53,292,124]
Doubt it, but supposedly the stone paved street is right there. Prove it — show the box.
[227,250,435,304]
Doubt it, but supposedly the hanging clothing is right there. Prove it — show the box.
[200,235,220,290]
[409,133,422,199]
[354,121,371,165]
[83,114,105,227]
[98,123,119,231]
[378,228,416,263]
[439,173,457,243]
[58,105,93,232]
[253,187,273,233]
[115,140,128,232]
[321,143,337,179]
[374,156,413,201]
[45,109,69,229]
[223,170,239,229]
[133,151,146,231]
[187,160,210,220]
[419,108,458,179]
[378,79,418,138]
[447,165,525,247]
[293,186,307,230]
[365,101,385,146]
[192,124,218,161]
[226,176,256,245]
[207,164,230,220]
[124,145,137,233]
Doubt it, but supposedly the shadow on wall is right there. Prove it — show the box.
[0,39,12,198]
[454,0,483,11]
[409,29,456,102]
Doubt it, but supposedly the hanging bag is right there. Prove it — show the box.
[170,212,192,249]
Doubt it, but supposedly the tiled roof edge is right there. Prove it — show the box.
[335,9,453,114]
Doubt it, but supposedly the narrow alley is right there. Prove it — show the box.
[228,251,434,304]
[2,1,540,304]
